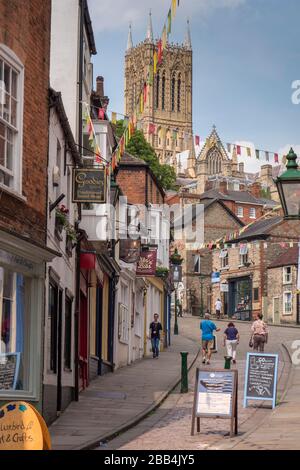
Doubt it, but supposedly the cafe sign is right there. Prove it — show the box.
[73,168,106,203]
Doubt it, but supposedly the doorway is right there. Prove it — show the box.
[79,292,88,391]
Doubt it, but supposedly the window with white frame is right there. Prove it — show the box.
[220,249,229,269]
[249,207,256,219]
[0,46,23,191]
[283,291,292,315]
[237,206,244,218]
[283,266,292,284]
[239,244,248,266]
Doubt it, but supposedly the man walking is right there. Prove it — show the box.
[215,298,222,319]
[149,313,163,358]
[200,313,220,365]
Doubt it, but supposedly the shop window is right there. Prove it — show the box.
[64,296,72,370]
[0,46,24,192]
[0,268,30,392]
[283,292,292,315]
[220,250,229,269]
[283,266,292,284]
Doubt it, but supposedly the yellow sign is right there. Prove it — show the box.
[0,401,45,450]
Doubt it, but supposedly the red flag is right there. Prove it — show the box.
[98,108,105,120]
[149,123,155,135]
[236,145,241,155]
[195,135,200,146]
[274,153,279,163]
[157,40,163,65]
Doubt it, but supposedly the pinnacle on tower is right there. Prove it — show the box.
[126,23,133,51]
[184,19,192,50]
[146,10,154,43]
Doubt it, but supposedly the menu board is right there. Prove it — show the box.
[196,370,234,417]
[244,353,278,409]
[191,368,238,437]
[0,353,20,390]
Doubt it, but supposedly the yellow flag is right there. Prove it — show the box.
[172,0,176,18]
[111,112,117,124]
[153,51,157,74]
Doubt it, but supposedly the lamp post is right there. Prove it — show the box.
[170,249,183,336]
[275,148,300,219]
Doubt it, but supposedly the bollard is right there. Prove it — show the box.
[224,356,232,370]
[180,352,189,393]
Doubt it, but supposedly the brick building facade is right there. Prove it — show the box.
[0,0,57,412]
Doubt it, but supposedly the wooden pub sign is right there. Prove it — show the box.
[72,168,106,203]
[191,368,238,438]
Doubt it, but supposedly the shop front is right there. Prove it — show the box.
[0,230,57,411]
[228,276,253,321]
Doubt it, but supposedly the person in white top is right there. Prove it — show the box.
[215,298,222,319]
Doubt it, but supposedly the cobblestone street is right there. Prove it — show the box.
[96,316,299,451]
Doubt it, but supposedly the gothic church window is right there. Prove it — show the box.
[171,73,175,112]
[162,71,166,110]
[177,74,181,112]
[156,73,160,109]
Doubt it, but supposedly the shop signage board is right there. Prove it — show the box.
[220,283,229,292]
[191,368,238,437]
[136,249,157,277]
[72,168,106,203]
[0,353,20,391]
[244,353,278,409]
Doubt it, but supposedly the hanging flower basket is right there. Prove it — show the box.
[170,248,183,265]
[55,205,69,233]
[155,267,170,279]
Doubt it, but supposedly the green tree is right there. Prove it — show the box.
[114,121,177,190]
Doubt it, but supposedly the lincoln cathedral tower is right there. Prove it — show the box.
[124,13,195,170]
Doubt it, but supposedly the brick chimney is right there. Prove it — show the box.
[96,76,104,97]
[250,182,261,199]
[219,181,228,194]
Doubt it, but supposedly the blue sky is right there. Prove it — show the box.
[89,0,300,168]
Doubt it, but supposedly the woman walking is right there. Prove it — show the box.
[223,322,239,364]
[250,313,268,352]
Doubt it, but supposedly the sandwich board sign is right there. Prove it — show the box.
[191,368,238,437]
[244,353,279,409]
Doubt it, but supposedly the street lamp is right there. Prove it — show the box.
[275,148,300,219]
[170,249,183,336]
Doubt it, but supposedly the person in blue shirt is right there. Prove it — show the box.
[200,313,220,365]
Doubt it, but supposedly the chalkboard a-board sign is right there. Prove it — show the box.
[243,353,279,409]
[0,353,20,390]
[191,368,238,437]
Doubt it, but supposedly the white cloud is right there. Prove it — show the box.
[88,0,246,34]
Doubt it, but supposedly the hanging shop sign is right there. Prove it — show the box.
[211,271,220,284]
[119,239,141,264]
[136,249,157,277]
[220,282,229,293]
[0,401,50,450]
[244,353,279,409]
[191,368,238,438]
[72,168,106,203]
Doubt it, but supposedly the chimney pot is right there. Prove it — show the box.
[96,76,104,97]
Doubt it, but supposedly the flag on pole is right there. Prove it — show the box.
[265,151,269,161]
[167,9,172,35]
[172,0,177,18]
[111,112,117,124]
[227,143,231,153]
[274,153,279,163]
[236,145,241,156]
[247,147,251,157]
[256,149,260,160]
[162,25,167,50]
[143,82,148,103]
[157,40,163,64]
[195,135,200,146]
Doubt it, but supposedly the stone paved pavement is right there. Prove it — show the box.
[49,330,199,450]
[96,316,300,451]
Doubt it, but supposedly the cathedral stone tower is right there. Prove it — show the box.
[124,14,195,168]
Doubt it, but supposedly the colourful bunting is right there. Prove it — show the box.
[98,108,105,120]
[256,149,260,160]
[236,145,241,156]
[195,135,200,146]
[167,9,172,35]
[246,147,251,157]
[157,40,163,65]
[153,50,158,74]
[274,153,279,163]
[172,0,177,18]
[265,151,269,161]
